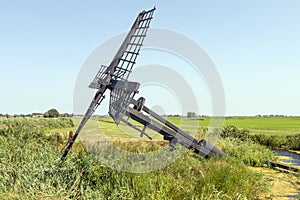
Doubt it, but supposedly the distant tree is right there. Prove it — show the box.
[60,113,73,117]
[44,108,60,118]
[187,112,196,118]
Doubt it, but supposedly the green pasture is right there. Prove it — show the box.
[166,116,300,136]
[5,116,296,139]
[91,116,300,139]
[224,117,300,135]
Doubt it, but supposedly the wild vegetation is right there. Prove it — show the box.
[0,117,74,130]
[221,125,300,150]
[0,117,279,199]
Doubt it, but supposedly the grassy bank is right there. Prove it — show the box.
[0,118,275,199]
[221,125,300,150]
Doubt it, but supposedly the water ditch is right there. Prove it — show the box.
[273,150,300,167]
[270,150,300,199]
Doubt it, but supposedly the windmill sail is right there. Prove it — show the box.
[108,8,155,123]
[90,7,155,88]
[109,8,155,81]
[109,81,140,124]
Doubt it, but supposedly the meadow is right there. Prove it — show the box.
[0,116,299,199]
[93,116,300,150]
[164,116,300,135]
[224,116,300,135]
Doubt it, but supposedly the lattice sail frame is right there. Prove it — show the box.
[109,81,140,124]
[107,8,155,123]
[110,9,155,81]
[89,65,109,89]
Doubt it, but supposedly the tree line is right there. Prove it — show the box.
[0,108,73,118]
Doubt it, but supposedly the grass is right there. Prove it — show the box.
[224,116,300,135]
[41,116,300,140]
[84,116,300,150]
[165,116,300,135]
[0,117,74,131]
[221,125,300,150]
[0,117,276,199]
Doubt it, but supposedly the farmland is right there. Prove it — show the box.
[224,116,300,135]
[165,116,300,135]
[0,116,299,199]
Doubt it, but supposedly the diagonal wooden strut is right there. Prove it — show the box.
[123,99,228,158]
[61,89,105,161]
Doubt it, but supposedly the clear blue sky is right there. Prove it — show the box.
[1,0,299,116]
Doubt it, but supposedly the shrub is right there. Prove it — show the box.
[221,125,251,141]
[219,138,275,166]
[221,125,300,150]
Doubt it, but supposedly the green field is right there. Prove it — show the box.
[5,116,299,137]
[51,116,300,151]
[165,116,300,135]
[91,116,300,139]
[224,117,300,135]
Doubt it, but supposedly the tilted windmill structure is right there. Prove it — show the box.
[61,7,227,161]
